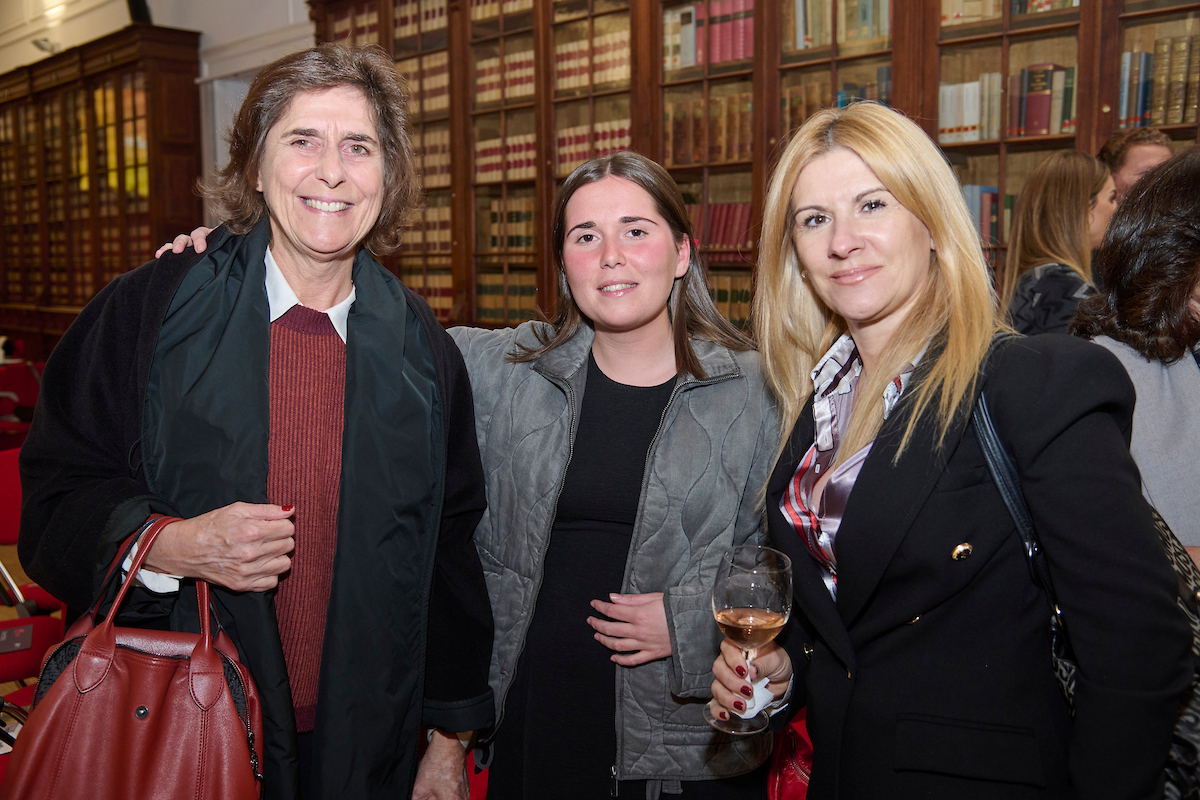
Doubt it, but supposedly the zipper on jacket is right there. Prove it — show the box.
[611,371,733,781]
[481,375,579,748]
[610,765,619,796]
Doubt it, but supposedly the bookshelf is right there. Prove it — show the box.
[0,25,201,359]
[1106,2,1199,140]
[304,0,1200,330]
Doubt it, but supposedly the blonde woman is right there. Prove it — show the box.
[1001,150,1116,334]
[709,102,1191,798]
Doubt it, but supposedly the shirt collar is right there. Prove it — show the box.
[264,247,355,343]
[810,333,927,421]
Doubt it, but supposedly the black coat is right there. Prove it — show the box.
[770,334,1193,799]
[18,223,494,799]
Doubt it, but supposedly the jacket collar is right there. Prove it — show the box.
[532,322,743,387]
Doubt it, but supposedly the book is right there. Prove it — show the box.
[1023,63,1060,136]
[1049,68,1065,134]
[1150,36,1172,126]
[1061,67,1076,135]
[1167,36,1193,125]
[1187,35,1200,124]
[1118,51,1132,128]
[962,80,981,142]
[1136,50,1153,126]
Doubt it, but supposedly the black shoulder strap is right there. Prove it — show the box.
[972,391,1065,629]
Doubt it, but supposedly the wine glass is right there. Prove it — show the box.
[703,544,792,735]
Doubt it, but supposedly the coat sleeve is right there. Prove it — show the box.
[989,335,1193,800]
[409,297,495,732]
[18,260,185,612]
[663,356,782,698]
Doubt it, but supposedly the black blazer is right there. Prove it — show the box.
[769,334,1192,799]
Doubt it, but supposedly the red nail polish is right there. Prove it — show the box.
[740,685,754,698]
[735,665,747,678]
[733,700,746,712]
[719,711,729,721]
[282,505,294,512]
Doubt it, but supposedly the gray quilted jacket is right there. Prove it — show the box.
[450,322,779,789]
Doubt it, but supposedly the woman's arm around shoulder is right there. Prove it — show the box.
[987,334,1193,799]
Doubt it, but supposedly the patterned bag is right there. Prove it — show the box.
[974,392,1200,799]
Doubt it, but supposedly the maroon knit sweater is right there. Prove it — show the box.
[268,305,346,733]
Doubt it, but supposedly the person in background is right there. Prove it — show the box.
[1071,144,1200,562]
[1097,126,1174,204]
[164,150,780,798]
[709,101,1192,798]
[1001,150,1116,335]
[22,44,493,800]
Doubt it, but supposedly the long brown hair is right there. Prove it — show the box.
[201,43,420,256]
[511,151,752,378]
[1000,150,1109,313]
[755,102,999,463]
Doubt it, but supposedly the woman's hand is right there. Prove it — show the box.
[142,502,295,592]
[155,226,215,258]
[588,592,671,666]
[708,639,792,723]
[412,730,470,800]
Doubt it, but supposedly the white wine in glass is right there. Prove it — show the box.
[704,545,792,735]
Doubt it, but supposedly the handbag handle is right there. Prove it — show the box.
[972,391,1065,630]
[71,516,228,710]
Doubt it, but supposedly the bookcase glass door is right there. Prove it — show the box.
[394,1,454,324]
[937,1,1085,282]
[1117,9,1199,138]
[471,0,539,327]
[662,0,760,331]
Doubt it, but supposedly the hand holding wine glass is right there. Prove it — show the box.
[704,545,792,735]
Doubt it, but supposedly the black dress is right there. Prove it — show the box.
[487,353,766,800]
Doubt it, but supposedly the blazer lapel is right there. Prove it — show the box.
[832,382,975,628]
[768,404,855,669]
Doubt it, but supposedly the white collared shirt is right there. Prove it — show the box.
[126,248,355,592]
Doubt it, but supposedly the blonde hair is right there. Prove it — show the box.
[754,102,1000,464]
[1000,150,1109,312]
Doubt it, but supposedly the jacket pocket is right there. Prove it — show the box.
[894,713,1045,787]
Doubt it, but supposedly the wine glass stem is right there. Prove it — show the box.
[743,648,757,679]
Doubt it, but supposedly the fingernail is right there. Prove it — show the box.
[733,700,745,712]
[740,685,754,698]
[719,711,729,721]
[735,665,747,678]
[282,505,294,512]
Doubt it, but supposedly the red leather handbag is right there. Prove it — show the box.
[768,707,813,800]
[0,516,264,800]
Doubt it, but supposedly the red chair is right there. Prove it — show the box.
[0,363,40,451]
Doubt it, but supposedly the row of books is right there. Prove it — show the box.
[399,203,452,255]
[837,0,890,43]
[468,0,533,22]
[662,0,755,72]
[1013,0,1078,12]
[688,201,754,251]
[782,0,830,52]
[961,185,1013,247]
[941,0,1076,25]
[476,272,538,325]
[475,48,535,105]
[836,67,892,108]
[330,6,378,44]
[664,94,753,167]
[394,0,447,37]
[484,195,536,251]
[398,52,449,115]
[398,267,453,323]
[555,29,631,93]
[707,271,752,331]
[1119,37,1200,129]
[555,119,632,177]
[781,81,833,134]
[475,132,537,182]
[1007,65,1078,138]
[415,127,451,188]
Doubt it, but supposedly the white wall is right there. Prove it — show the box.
[0,0,132,75]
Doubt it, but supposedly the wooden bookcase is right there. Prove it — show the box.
[0,25,201,359]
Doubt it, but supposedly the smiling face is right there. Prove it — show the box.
[789,147,935,357]
[561,175,690,341]
[255,86,384,274]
